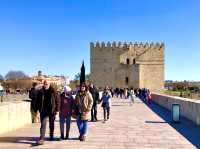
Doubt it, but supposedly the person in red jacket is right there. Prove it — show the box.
[59,86,74,140]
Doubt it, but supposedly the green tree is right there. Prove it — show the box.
[74,73,80,81]
[5,70,27,80]
[0,74,4,81]
[80,61,85,85]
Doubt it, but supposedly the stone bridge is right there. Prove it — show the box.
[0,95,200,149]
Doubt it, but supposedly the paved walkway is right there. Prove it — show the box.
[0,98,199,149]
[0,94,28,103]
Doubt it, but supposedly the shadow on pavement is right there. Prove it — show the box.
[68,137,79,141]
[55,119,104,123]
[145,120,167,124]
[145,101,200,148]
[0,136,80,147]
[111,104,129,106]
[0,137,39,147]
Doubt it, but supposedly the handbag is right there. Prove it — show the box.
[71,103,80,119]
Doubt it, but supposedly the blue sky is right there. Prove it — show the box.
[0,0,199,81]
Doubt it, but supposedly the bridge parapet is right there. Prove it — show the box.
[0,101,31,135]
[152,93,200,125]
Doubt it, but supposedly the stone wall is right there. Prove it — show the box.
[115,64,140,88]
[91,42,128,88]
[151,93,200,125]
[0,101,31,135]
[91,41,164,91]
[139,64,164,92]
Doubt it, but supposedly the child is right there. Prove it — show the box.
[59,86,74,140]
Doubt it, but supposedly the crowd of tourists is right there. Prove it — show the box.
[107,87,151,104]
[29,80,152,145]
[29,81,112,145]
[135,88,152,103]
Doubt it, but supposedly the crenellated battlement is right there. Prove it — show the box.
[90,41,165,91]
[90,41,164,49]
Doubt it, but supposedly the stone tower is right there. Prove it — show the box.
[90,42,165,92]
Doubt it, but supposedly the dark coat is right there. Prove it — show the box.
[36,86,60,115]
[89,87,99,106]
[29,87,38,112]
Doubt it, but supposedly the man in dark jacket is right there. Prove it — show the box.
[89,83,99,122]
[36,80,60,145]
[29,82,39,123]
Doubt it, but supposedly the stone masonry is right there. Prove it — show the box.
[90,42,165,92]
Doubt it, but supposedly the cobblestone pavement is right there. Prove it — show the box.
[0,98,198,149]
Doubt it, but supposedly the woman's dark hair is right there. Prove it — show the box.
[80,82,88,91]
[32,82,37,88]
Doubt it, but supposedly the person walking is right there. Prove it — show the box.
[119,88,124,99]
[0,83,4,102]
[110,87,114,98]
[36,80,60,145]
[29,82,39,123]
[114,88,120,98]
[129,88,135,106]
[59,86,74,140]
[101,86,112,122]
[146,89,152,104]
[124,88,128,99]
[89,83,99,122]
[75,83,93,141]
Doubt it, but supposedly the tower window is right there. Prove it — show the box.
[133,59,136,64]
[126,58,130,65]
[125,77,129,85]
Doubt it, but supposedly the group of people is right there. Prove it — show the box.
[29,81,112,145]
[108,87,151,104]
[135,88,152,104]
[29,81,152,145]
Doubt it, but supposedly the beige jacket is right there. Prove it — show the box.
[75,91,93,120]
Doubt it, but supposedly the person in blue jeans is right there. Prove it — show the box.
[75,83,93,141]
[76,118,88,140]
[100,86,112,122]
[59,86,74,140]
